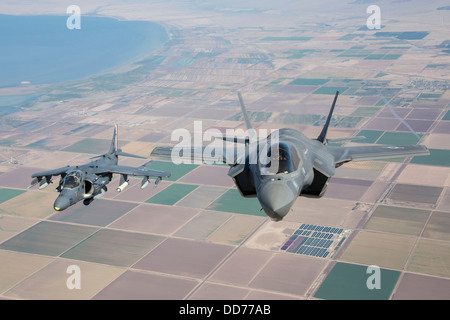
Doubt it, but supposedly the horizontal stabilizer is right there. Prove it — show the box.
[91,150,146,160]
[115,151,146,159]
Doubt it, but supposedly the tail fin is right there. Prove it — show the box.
[91,124,145,160]
[237,92,257,144]
[109,124,118,154]
[317,91,339,144]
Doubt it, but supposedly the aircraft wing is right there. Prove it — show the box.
[150,145,246,165]
[29,165,75,188]
[31,166,75,178]
[92,164,171,178]
[327,144,429,165]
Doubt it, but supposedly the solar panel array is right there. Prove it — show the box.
[281,224,347,258]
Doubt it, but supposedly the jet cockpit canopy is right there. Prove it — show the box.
[62,170,82,189]
[260,142,301,175]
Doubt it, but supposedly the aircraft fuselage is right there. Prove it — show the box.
[53,158,116,211]
[230,128,336,221]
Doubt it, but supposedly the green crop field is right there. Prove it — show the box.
[314,262,400,300]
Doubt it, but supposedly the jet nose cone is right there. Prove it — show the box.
[54,196,70,211]
[258,182,296,221]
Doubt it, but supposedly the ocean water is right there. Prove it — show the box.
[0,14,168,87]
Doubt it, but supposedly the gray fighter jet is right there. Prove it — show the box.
[29,125,171,211]
[151,91,429,221]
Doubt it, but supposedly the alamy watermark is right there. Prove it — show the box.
[170,121,281,174]
[66,265,81,290]
[66,5,81,30]
[366,265,381,290]
[366,5,381,30]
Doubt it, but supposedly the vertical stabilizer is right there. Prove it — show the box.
[317,91,339,144]
[237,92,257,144]
[109,124,118,154]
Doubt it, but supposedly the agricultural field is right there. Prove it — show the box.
[0,0,449,300]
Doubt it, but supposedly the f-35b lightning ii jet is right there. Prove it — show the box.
[29,125,171,211]
[151,91,429,221]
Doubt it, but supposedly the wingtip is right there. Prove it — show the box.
[421,144,430,155]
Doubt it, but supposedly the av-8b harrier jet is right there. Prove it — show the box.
[29,125,171,211]
[151,91,429,221]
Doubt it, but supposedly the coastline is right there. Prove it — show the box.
[0,14,170,89]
